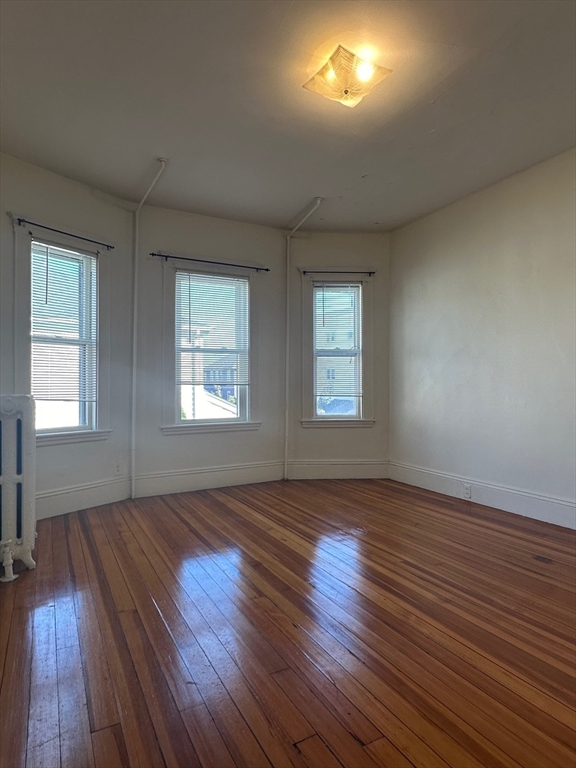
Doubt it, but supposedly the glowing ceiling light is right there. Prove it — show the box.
[356,60,374,82]
[303,45,392,108]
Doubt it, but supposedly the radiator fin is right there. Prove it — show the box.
[0,395,37,581]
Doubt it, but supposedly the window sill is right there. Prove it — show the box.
[301,419,375,429]
[36,429,112,447]
[161,421,262,435]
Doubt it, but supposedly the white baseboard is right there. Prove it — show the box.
[36,477,130,520]
[34,459,575,531]
[33,459,385,518]
[135,460,284,498]
[388,461,576,530]
[288,460,389,480]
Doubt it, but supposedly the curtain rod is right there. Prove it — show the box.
[150,252,270,272]
[302,270,375,275]
[17,218,114,250]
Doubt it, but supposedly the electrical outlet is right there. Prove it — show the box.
[463,484,472,500]
[114,463,122,476]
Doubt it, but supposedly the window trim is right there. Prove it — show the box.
[161,421,261,436]
[300,419,375,429]
[12,215,111,438]
[300,270,375,425]
[161,259,260,432]
[36,429,112,447]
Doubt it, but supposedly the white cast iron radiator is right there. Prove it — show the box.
[0,395,37,582]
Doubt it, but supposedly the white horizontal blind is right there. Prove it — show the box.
[176,271,249,420]
[313,282,362,418]
[31,241,98,430]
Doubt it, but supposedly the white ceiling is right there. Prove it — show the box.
[1,0,575,231]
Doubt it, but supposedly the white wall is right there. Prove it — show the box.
[1,153,133,516]
[389,149,576,528]
[288,232,389,478]
[1,153,390,515]
[134,214,390,494]
[135,206,287,495]
[3,149,573,527]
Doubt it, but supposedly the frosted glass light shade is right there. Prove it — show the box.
[303,45,392,108]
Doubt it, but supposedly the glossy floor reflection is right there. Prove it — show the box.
[1,479,575,768]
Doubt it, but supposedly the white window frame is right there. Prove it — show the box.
[300,270,375,428]
[11,215,112,444]
[31,241,98,432]
[161,259,261,434]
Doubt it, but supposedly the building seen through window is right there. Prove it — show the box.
[175,271,249,421]
[313,283,362,417]
[31,241,98,431]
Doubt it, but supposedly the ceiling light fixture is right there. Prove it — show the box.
[303,45,392,108]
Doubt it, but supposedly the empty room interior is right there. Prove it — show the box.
[1,1,575,767]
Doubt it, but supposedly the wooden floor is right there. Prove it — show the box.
[1,480,575,768]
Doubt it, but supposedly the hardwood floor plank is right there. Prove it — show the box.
[64,513,119,733]
[274,479,576,620]
[286,551,576,754]
[127,501,316,745]
[209,486,575,727]
[111,504,286,767]
[98,506,202,712]
[0,569,16,680]
[26,519,60,768]
[295,735,344,768]
[272,668,383,768]
[51,515,80,652]
[289,563,569,766]
[247,483,576,653]
[115,499,298,745]
[136,495,287,671]
[219,488,574,764]
[57,643,95,768]
[372,480,574,549]
[260,595,478,768]
[85,508,135,613]
[4,479,574,768]
[180,700,237,768]
[91,725,130,768]
[119,609,201,768]
[139,501,383,748]
[0,544,36,768]
[342,480,575,570]
[207,486,576,759]
[45,514,95,767]
[365,735,417,768]
[76,512,165,768]
[234,476,566,640]
[194,555,384,746]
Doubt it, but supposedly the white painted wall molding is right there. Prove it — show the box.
[388,461,576,529]
[161,421,261,435]
[36,429,112,447]
[135,460,284,498]
[288,459,389,480]
[300,420,375,429]
[34,458,575,530]
[36,477,130,520]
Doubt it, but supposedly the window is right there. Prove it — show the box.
[175,271,249,421]
[313,283,362,418]
[31,241,98,431]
